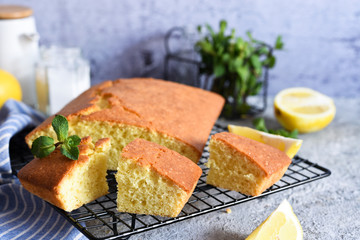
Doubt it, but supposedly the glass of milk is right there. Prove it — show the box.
[35,46,90,115]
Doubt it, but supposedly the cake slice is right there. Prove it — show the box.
[18,136,110,212]
[25,78,225,170]
[206,132,291,196]
[116,139,202,217]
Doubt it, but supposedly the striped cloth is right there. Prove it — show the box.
[0,100,85,240]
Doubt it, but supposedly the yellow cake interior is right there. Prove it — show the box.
[116,157,189,217]
[206,138,267,196]
[26,118,198,170]
[57,141,110,212]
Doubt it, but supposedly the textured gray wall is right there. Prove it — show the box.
[1,0,359,97]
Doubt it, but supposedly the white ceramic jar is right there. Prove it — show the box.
[0,5,39,107]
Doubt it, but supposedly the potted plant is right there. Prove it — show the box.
[195,20,284,119]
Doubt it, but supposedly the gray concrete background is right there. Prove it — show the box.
[1,0,359,97]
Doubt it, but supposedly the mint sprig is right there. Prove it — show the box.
[31,115,81,160]
[253,117,298,139]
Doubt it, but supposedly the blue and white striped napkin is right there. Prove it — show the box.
[0,100,85,240]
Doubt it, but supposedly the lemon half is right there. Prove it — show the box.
[274,87,335,133]
[228,125,302,159]
[246,199,303,240]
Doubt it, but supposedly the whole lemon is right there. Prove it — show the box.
[0,70,22,107]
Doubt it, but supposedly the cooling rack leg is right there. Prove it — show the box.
[112,213,118,236]
[131,214,136,230]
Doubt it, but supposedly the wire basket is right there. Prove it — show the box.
[10,125,331,240]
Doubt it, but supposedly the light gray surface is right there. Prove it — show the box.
[127,97,359,240]
[0,0,359,97]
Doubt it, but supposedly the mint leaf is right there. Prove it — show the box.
[205,24,215,37]
[258,46,269,55]
[219,20,227,33]
[214,64,225,77]
[289,129,299,139]
[237,67,249,81]
[66,135,81,147]
[263,56,276,68]
[253,118,268,132]
[52,115,68,142]
[275,36,284,50]
[60,143,80,160]
[246,31,254,41]
[250,55,261,69]
[31,136,55,158]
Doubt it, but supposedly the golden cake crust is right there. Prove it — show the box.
[121,138,202,193]
[212,132,291,176]
[25,78,225,159]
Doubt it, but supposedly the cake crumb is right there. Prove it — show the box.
[226,208,232,214]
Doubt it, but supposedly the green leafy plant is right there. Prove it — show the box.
[31,115,81,160]
[196,20,284,118]
[253,117,298,139]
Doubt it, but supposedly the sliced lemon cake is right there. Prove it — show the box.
[18,137,110,212]
[116,139,202,217]
[25,78,224,170]
[206,132,291,196]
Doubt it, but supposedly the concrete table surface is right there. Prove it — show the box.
[127,97,360,240]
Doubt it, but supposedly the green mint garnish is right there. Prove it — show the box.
[60,135,81,160]
[31,115,81,160]
[252,117,268,133]
[51,114,68,142]
[253,117,298,139]
[31,136,55,158]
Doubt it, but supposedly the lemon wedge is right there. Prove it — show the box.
[228,125,302,159]
[274,87,335,133]
[246,199,303,240]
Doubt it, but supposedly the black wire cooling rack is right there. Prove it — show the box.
[10,125,331,240]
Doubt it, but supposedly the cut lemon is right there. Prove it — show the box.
[274,87,335,133]
[228,125,302,159]
[246,199,303,240]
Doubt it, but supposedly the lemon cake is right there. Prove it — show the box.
[116,139,202,217]
[25,78,224,170]
[206,132,291,196]
[18,137,111,212]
